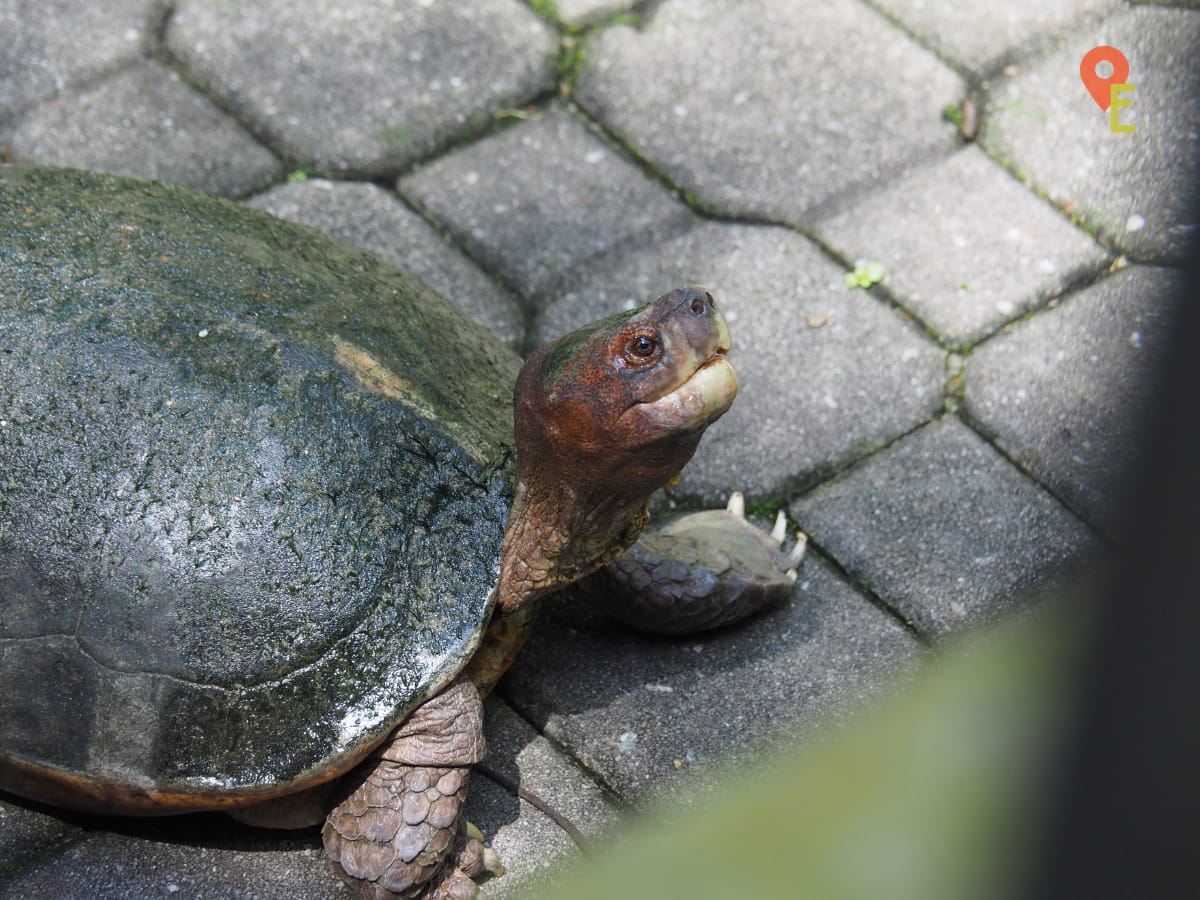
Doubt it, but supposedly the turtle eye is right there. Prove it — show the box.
[625,334,658,361]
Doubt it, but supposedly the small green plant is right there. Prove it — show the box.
[557,35,586,85]
[289,170,309,181]
[527,0,562,24]
[845,259,886,288]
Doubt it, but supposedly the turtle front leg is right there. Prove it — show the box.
[591,493,808,635]
[323,678,502,899]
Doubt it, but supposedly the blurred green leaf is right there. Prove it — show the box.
[527,605,1086,900]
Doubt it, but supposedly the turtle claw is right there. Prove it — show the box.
[482,847,505,877]
[769,508,788,545]
[784,532,808,582]
[726,490,746,519]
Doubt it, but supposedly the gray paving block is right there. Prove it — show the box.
[165,0,557,176]
[869,0,1120,75]
[554,0,635,27]
[473,698,621,898]
[400,107,697,310]
[980,5,1200,262]
[535,220,945,503]
[247,179,525,349]
[814,146,1109,346]
[575,0,965,224]
[791,417,1098,639]
[0,823,351,899]
[0,0,160,125]
[0,797,80,881]
[501,552,923,803]
[964,265,1181,538]
[4,62,281,197]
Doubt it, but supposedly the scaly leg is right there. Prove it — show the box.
[323,678,502,899]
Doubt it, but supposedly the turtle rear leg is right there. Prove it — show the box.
[323,678,502,899]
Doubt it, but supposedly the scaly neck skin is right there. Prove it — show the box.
[463,468,651,695]
[493,464,652,617]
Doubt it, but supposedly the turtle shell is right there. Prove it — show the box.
[0,167,520,813]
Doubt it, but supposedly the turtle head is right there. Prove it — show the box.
[495,288,738,615]
[516,287,736,496]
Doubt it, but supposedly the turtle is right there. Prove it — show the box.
[0,166,792,899]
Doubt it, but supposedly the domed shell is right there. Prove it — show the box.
[0,167,520,812]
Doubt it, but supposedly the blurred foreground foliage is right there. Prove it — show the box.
[528,604,1087,900]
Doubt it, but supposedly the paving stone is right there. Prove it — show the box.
[0,820,351,899]
[964,265,1181,539]
[473,697,621,898]
[501,552,923,803]
[575,0,965,224]
[869,0,1120,75]
[247,179,525,349]
[5,62,281,198]
[165,0,558,177]
[535,219,945,503]
[1130,0,1200,8]
[400,106,697,311]
[814,146,1109,346]
[791,417,1098,639]
[980,5,1200,262]
[0,0,160,125]
[553,0,635,27]
[0,796,80,881]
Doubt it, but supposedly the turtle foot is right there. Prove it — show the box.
[423,822,503,900]
[589,491,807,635]
[323,680,495,899]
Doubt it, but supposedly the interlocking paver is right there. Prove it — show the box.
[964,265,1181,538]
[0,0,160,125]
[981,5,1200,262]
[553,0,635,27]
[248,179,525,349]
[400,106,698,312]
[5,62,281,197]
[869,0,1121,75]
[575,0,965,223]
[814,146,1110,346]
[791,417,1099,638]
[165,0,558,176]
[472,699,621,898]
[0,798,79,882]
[0,827,350,899]
[502,552,922,803]
[536,219,945,502]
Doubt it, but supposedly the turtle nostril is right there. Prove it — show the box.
[704,291,716,308]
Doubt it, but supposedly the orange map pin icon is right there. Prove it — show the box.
[1080,46,1130,111]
